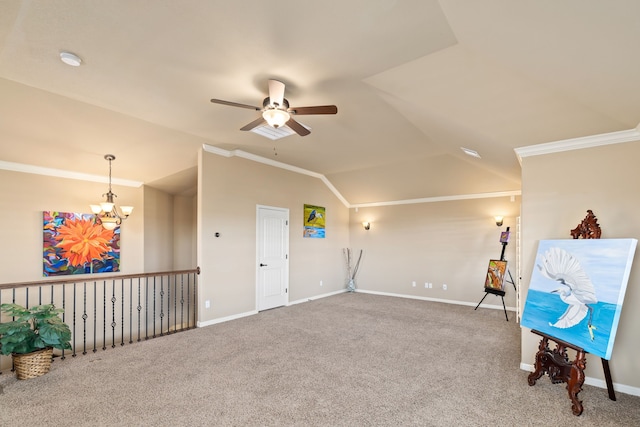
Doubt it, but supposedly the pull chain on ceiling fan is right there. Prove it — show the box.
[211,79,337,137]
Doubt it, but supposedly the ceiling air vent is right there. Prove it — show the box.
[251,123,311,140]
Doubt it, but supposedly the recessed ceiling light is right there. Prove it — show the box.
[461,147,481,158]
[59,51,82,67]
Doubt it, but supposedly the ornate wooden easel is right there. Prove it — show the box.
[527,210,616,416]
[474,227,516,321]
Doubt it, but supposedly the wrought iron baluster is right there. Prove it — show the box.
[102,280,107,351]
[72,283,77,357]
[83,282,88,355]
[186,273,190,329]
[93,281,97,353]
[153,276,157,338]
[128,279,132,344]
[159,275,165,336]
[167,274,172,334]
[145,277,149,340]
[61,284,66,360]
[137,278,142,342]
[180,274,185,330]
[120,279,125,346]
[111,279,116,349]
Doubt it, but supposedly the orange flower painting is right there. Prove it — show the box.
[44,211,120,276]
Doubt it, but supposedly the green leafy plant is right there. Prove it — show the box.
[0,303,72,355]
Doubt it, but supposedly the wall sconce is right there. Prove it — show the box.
[362,222,371,231]
[494,216,504,227]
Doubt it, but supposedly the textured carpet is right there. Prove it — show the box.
[1,293,639,426]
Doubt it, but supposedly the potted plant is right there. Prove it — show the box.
[0,303,72,379]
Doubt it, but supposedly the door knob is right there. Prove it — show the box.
[259,263,268,267]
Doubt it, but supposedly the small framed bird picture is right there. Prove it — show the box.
[303,204,325,238]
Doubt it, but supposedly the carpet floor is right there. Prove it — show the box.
[1,292,639,426]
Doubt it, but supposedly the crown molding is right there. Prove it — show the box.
[0,160,143,187]
[350,190,521,208]
[202,144,351,207]
[514,125,640,165]
[203,145,521,208]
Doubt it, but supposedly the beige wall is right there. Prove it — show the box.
[143,187,197,272]
[349,197,521,308]
[143,186,174,271]
[198,150,350,322]
[173,195,197,270]
[520,140,640,391]
[0,169,145,282]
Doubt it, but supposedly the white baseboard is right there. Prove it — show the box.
[355,289,517,312]
[288,289,347,306]
[197,289,347,327]
[520,363,640,397]
[197,309,258,328]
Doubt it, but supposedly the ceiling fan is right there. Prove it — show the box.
[210,80,337,137]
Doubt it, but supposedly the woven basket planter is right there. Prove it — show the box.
[12,347,53,380]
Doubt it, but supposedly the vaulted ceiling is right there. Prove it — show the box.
[1,1,639,204]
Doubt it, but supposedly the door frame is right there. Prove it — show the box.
[255,204,290,311]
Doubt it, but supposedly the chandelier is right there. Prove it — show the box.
[90,154,133,230]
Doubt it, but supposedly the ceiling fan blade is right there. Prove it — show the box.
[268,80,286,108]
[285,118,311,136]
[240,116,267,131]
[289,105,338,115]
[211,99,261,111]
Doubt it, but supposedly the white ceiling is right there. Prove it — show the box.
[1,1,639,204]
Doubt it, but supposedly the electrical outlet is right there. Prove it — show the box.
[320,280,323,287]
[442,284,447,290]
[424,282,428,288]
[412,281,416,287]
[205,300,211,309]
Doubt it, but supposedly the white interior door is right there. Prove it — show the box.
[257,206,289,311]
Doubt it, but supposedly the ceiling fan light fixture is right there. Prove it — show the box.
[262,108,290,128]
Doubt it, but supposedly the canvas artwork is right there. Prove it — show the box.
[303,204,325,238]
[521,238,637,360]
[43,211,120,276]
[485,259,508,292]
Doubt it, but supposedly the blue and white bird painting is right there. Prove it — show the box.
[521,238,637,360]
[536,247,598,340]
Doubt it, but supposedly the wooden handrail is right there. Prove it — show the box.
[0,267,200,290]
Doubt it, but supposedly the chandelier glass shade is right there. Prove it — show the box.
[90,154,133,230]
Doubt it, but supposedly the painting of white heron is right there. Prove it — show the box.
[521,238,637,360]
